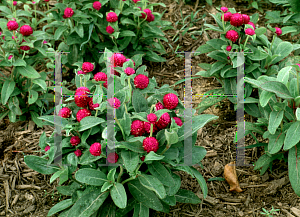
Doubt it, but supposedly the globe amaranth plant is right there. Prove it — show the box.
[266,0,300,47]
[0,3,56,124]
[241,63,300,197]
[41,0,168,72]
[24,51,219,216]
[194,6,299,118]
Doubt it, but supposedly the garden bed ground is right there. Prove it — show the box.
[1,0,300,216]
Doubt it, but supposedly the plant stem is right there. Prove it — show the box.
[222,13,225,32]
[124,103,128,113]
[80,76,82,87]
[270,35,275,54]
[117,165,123,183]
[150,104,155,113]
[128,78,132,104]
[150,123,153,137]
[95,110,98,117]
[135,162,143,173]
[121,174,139,185]
[115,115,126,140]
[160,143,171,155]
[243,35,250,50]
[34,4,36,20]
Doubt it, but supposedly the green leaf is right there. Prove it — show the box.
[32,79,47,91]
[175,189,201,204]
[177,114,218,141]
[268,132,285,154]
[165,129,178,145]
[38,115,69,128]
[248,49,268,61]
[255,27,266,36]
[144,151,165,162]
[110,183,127,209]
[281,26,297,36]
[259,81,293,99]
[209,62,226,76]
[164,172,181,196]
[268,110,284,134]
[119,137,146,153]
[132,89,148,113]
[127,179,163,212]
[161,195,176,206]
[195,44,216,54]
[75,24,84,38]
[283,121,300,150]
[0,6,12,15]
[190,167,208,199]
[133,203,149,217]
[277,66,292,86]
[288,143,300,197]
[78,117,105,132]
[75,168,108,186]
[16,65,41,79]
[252,1,258,9]
[147,161,175,187]
[54,26,68,40]
[66,189,109,217]
[253,154,273,170]
[28,90,38,105]
[24,155,60,174]
[1,80,15,105]
[47,199,73,216]
[138,174,166,199]
[121,149,139,173]
[13,59,26,67]
[119,30,136,37]
[272,42,293,65]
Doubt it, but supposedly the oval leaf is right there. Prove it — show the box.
[110,183,127,209]
[75,168,108,186]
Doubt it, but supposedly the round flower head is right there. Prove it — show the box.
[77,70,85,75]
[143,137,159,153]
[13,1,17,6]
[134,74,149,89]
[111,53,127,67]
[75,88,90,108]
[220,7,228,13]
[20,39,30,51]
[163,93,178,110]
[74,149,82,157]
[156,112,171,130]
[226,45,232,51]
[133,0,140,3]
[275,27,282,36]
[94,72,107,88]
[144,122,158,134]
[93,1,102,10]
[106,26,114,34]
[20,25,33,36]
[88,97,99,111]
[124,67,135,76]
[248,22,256,30]
[107,152,119,163]
[82,62,94,73]
[44,0,49,2]
[106,12,118,22]
[147,113,157,123]
[227,56,230,60]
[7,20,19,31]
[130,120,145,137]
[245,28,255,36]
[146,13,155,22]
[58,107,72,118]
[173,117,183,127]
[155,102,165,111]
[64,7,74,18]
[108,97,121,109]
[140,156,145,161]
[242,14,250,24]
[225,30,239,43]
[222,12,232,22]
[76,109,91,122]
[45,145,50,152]
[90,142,102,156]
[43,40,47,44]
[8,55,13,60]
[75,87,90,94]
[70,136,81,146]
[230,13,244,27]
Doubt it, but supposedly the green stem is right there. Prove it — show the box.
[160,143,171,155]
[124,103,128,113]
[95,110,98,117]
[297,68,299,98]
[34,4,36,20]
[117,165,123,183]
[115,115,126,140]
[150,124,153,137]
[135,162,143,173]
[279,98,283,132]
[121,174,139,185]
[47,3,49,12]
[22,51,26,60]
[128,78,132,104]
[80,76,82,87]
[149,104,155,113]
[270,35,275,54]
[222,13,225,32]
[243,35,250,50]
[84,76,87,87]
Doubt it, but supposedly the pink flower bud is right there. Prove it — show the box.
[245,28,255,36]
[220,7,228,13]
[226,45,232,51]
[275,27,282,36]
[106,26,114,34]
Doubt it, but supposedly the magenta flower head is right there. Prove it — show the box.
[108,97,121,109]
[94,72,107,88]
[43,40,47,44]
[226,45,232,51]
[44,0,49,2]
[90,142,102,156]
[147,13,155,22]
[230,13,244,27]
[64,7,74,18]
[7,20,19,31]
[147,113,157,123]
[173,117,183,127]
[106,26,114,34]
[8,55,13,60]
[20,39,30,51]
[106,12,118,22]
[111,53,127,66]
[225,30,239,43]
[133,0,140,3]
[242,14,250,24]
[82,62,94,73]
[32,1,36,4]
[88,97,99,110]
[131,120,145,137]
[20,25,33,36]
[77,70,85,75]
[296,64,300,68]
[275,27,282,36]
[70,136,81,146]
[74,149,82,157]
[245,28,255,36]
[93,1,102,10]
[220,7,228,13]
[155,102,165,111]
[143,137,159,153]
[163,93,178,110]
[58,107,72,118]
[76,108,91,122]
[134,74,149,89]
[227,56,230,60]
[222,12,232,22]
[124,67,135,76]
[248,22,256,30]
[13,1,17,6]
[107,152,119,163]
[45,145,50,152]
